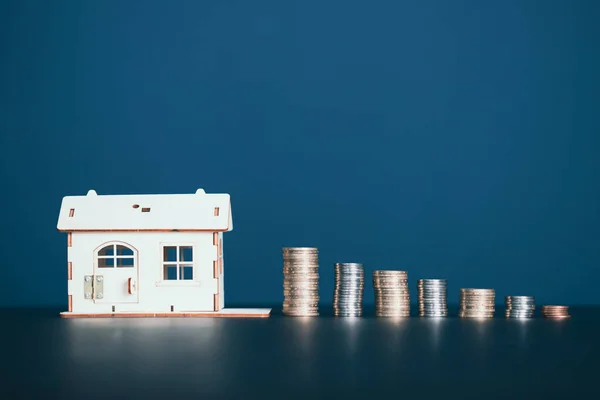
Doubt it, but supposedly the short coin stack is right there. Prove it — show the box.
[541,305,571,319]
[505,296,535,318]
[459,288,495,318]
[333,263,364,317]
[417,279,448,317]
[282,247,319,317]
[373,270,410,317]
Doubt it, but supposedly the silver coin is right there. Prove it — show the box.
[505,296,535,301]
[334,282,365,287]
[333,262,365,315]
[506,304,535,308]
[506,301,536,304]
[334,290,364,294]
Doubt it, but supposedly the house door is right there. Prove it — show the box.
[93,242,139,304]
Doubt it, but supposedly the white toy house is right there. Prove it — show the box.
[57,189,271,318]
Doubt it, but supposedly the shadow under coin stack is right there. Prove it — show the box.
[417,279,448,317]
[282,247,319,317]
[373,270,410,317]
[333,263,364,317]
[541,305,571,319]
[505,296,535,319]
[459,288,495,318]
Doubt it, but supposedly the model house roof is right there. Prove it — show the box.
[57,189,232,232]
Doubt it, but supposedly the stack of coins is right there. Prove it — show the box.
[372,270,410,317]
[333,263,364,317]
[417,279,448,317]
[541,305,571,319]
[459,288,495,318]
[282,247,319,317]
[505,296,535,318]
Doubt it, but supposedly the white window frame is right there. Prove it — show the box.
[96,243,136,269]
[156,243,200,287]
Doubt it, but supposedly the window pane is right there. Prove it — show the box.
[117,245,134,256]
[180,246,193,262]
[98,257,114,268]
[164,265,177,280]
[117,257,134,267]
[163,246,177,262]
[98,245,114,257]
[181,265,193,280]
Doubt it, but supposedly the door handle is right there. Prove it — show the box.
[128,278,137,295]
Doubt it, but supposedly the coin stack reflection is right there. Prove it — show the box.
[459,288,495,318]
[282,247,319,317]
[373,270,410,317]
[333,263,364,317]
[417,279,448,317]
[541,305,571,319]
[505,296,535,318]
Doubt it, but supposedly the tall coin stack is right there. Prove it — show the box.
[417,279,448,317]
[459,288,495,318]
[282,247,319,317]
[373,270,410,317]
[505,296,535,319]
[333,263,364,317]
[541,305,571,319]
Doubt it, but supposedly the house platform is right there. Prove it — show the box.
[60,308,272,318]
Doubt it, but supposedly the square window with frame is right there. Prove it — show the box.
[161,245,194,281]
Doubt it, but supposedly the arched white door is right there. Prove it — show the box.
[93,242,139,304]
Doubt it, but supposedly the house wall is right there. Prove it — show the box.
[66,231,225,313]
[218,232,225,309]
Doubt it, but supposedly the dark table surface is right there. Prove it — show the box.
[1,305,598,399]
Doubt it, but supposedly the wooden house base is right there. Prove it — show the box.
[60,308,272,318]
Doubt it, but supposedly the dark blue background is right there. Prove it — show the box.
[1,0,598,307]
